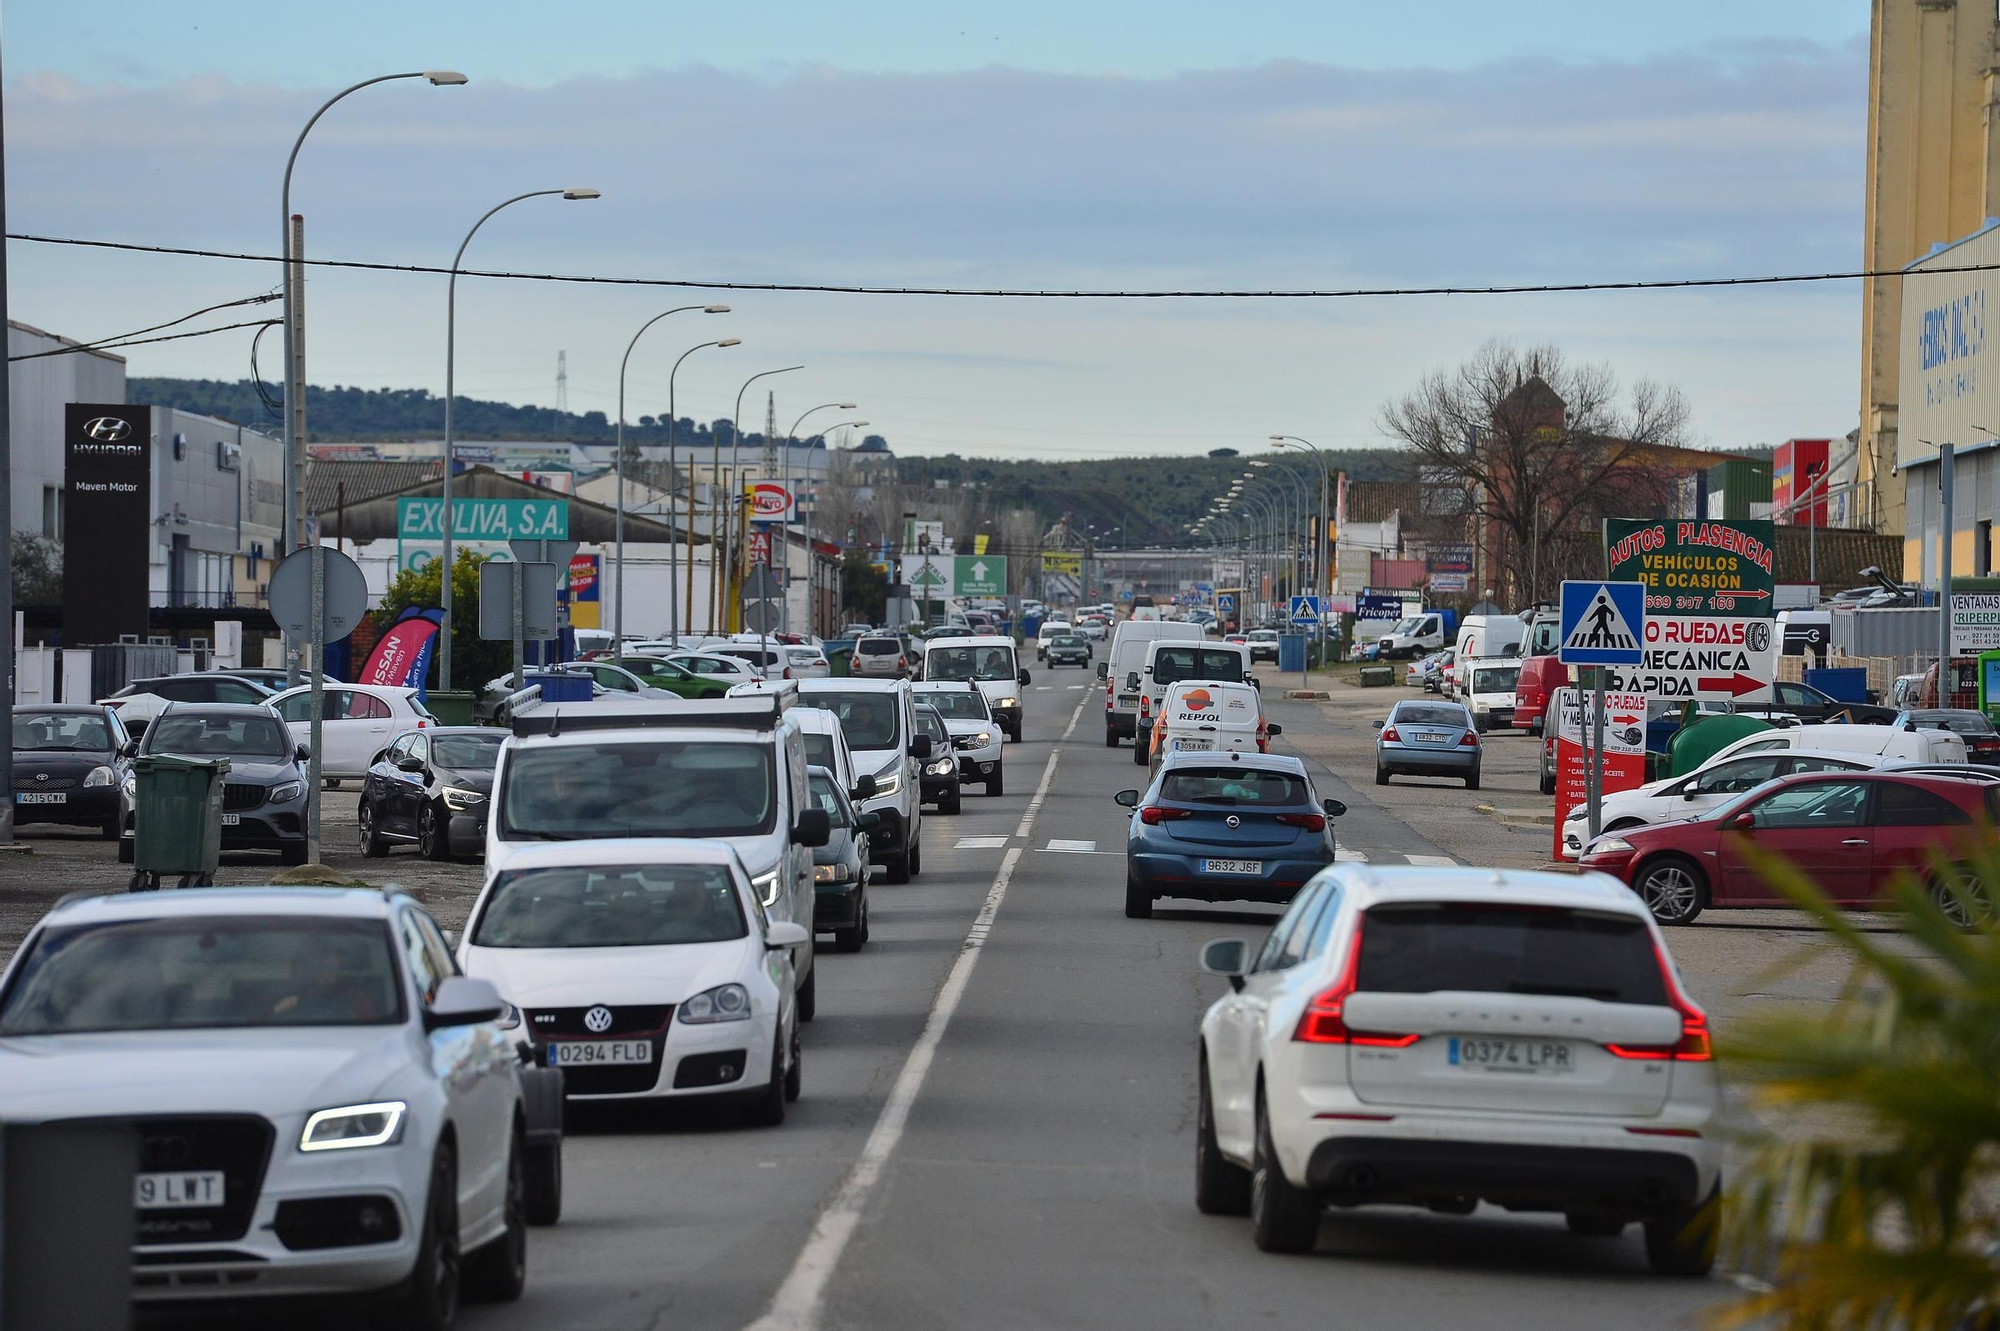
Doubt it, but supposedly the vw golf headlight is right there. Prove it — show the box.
[442,785,486,812]
[679,983,751,1024]
[1587,835,1635,855]
[83,765,116,788]
[300,1101,406,1152]
[752,868,782,906]
[269,781,304,804]
[815,862,854,883]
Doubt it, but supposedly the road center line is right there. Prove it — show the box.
[743,696,1082,1331]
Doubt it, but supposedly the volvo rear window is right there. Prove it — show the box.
[1355,905,1667,1006]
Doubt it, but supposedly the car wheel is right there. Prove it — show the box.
[784,1024,803,1103]
[1539,765,1556,796]
[1250,1087,1320,1254]
[1643,1183,1720,1277]
[743,1030,788,1128]
[908,840,922,877]
[1929,863,1992,927]
[463,1129,527,1302]
[1133,737,1149,766]
[1007,723,1022,743]
[358,800,390,859]
[117,833,134,864]
[100,815,121,841]
[380,1143,461,1331]
[1105,726,1119,749]
[834,891,868,953]
[418,801,449,862]
[1374,766,1389,786]
[884,853,911,885]
[1195,1050,1251,1216]
[1466,765,1480,791]
[1123,871,1153,920]
[1634,855,1708,926]
[523,1139,562,1226]
[988,766,1005,797]
[280,840,309,867]
[797,963,817,1022]
[1565,1213,1626,1238]
[940,791,962,815]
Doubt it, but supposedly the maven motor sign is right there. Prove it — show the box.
[1600,518,1778,703]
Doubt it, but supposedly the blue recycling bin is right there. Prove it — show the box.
[528,670,593,703]
[1278,634,1306,673]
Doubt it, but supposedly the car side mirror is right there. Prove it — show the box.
[852,774,878,800]
[424,976,507,1031]
[765,921,810,949]
[858,811,882,831]
[792,807,832,848]
[1265,722,1283,738]
[1726,811,1757,831]
[1018,668,1031,685]
[910,735,934,760]
[1322,798,1347,817]
[1199,937,1250,992]
[1097,662,1108,681]
[120,739,141,759]
[397,755,426,774]
[295,744,312,763]
[1114,789,1140,808]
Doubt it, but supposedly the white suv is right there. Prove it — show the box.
[1193,865,1720,1273]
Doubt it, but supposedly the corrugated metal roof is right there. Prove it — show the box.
[309,464,684,543]
[304,460,445,517]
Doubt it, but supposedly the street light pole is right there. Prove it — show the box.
[716,366,804,631]
[669,338,741,641]
[280,69,465,683]
[1270,435,1330,600]
[614,304,729,649]
[437,186,599,690]
[793,420,867,636]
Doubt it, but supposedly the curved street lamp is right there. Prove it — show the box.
[713,366,805,629]
[671,338,741,640]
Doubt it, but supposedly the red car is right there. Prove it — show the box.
[1514,655,1572,736]
[1580,770,2000,926]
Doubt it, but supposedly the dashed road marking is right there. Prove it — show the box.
[954,835,1009,850]
[1044,838,1096,853]
[1335,848,1369,863]
[1403,853,1459,867]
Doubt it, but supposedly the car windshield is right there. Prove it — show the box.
[801,732,837,770]
[1152,647,1245,686]
[0,916,403,1034]
[922,691,989,720]
[1051,636,1086,648]
[1907,711,1996,735]
[788,649,821,664]
[1392,705,1469,727]
[13,713,113,752]
[472,864,746,948]
[915,709,949,744]
[147,713,292,758]
[1159,768,1307,805]
[501,741,775,839]
[805,692,900,750]
[1356,904,1667,1004]
[1389,616,1421,634]
[1472,666,1520,694]
[432,734,503,769]
[808,771,850,820]
[927,646,1016,681]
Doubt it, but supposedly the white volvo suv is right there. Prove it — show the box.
[1193,866,1721,1273]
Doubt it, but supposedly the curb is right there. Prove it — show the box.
[1283,690,1332,701]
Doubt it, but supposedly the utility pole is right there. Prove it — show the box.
[0,47,16,846]
[287,214,309,685]
[767,394,785,635]
[1939,442,1955,705]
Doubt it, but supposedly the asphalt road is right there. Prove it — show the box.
[11,676,1834,1330]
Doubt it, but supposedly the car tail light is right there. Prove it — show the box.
[1459,731,1479,747]
[1275,812,1325,832]
[897,657,907,672]
[1293,918,1418,1047]
[1380,725,1400,743]
[1606,940,1712,1061]
[416,719,428,729]
[1140,694,1151,719]
[1138,805,1192,826]
[783,667,793,680]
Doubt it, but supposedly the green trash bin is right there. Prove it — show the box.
[425,689,477,727]
[130,754,230,890]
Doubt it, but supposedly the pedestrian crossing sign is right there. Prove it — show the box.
[1559,580,1647,666]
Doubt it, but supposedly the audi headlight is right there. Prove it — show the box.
[442,785,486,812]
[269,781,304,804]
[1587,835,1635,855]
[83,765,116,788]
[752,867,782,906]
[870,766,902,799]
[815,862,853,883]
[299,1101,406,1152]
[678,983,751,1024]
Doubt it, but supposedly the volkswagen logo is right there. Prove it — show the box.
[1226,815,1241,828]
[583,1005,614,1033]
[82,416,133,443]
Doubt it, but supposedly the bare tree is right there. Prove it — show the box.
[1380,340,1690,605]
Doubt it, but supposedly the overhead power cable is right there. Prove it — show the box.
[6,289,279,361]
[7,231,1990,300]
[10,318,282,362]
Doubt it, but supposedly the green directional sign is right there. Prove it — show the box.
[955,555,1007,597]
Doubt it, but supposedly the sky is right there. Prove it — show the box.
[6,1,1872,461]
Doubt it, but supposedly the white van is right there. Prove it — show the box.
[1450,615,1527,692]
[1149,679,1274,775]
[1135,638,1255,766]
[1463,657,1524,732]
[798,679,931,882]
[918,634,1028,742]
[1376,612,1451,660]
[1103,620,1203,748]
[1705,723,1968,770]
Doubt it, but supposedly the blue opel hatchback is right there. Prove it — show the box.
[1115,751,1343,919]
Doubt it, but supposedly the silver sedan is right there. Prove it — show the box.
[1374,699,1482,789]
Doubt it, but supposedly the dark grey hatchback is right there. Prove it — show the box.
[116,704,310,865]
[11,705,130,837]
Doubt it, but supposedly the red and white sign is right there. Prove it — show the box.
[749,482,794,524]
[1550,687,1649,860]
[746,527,774,566]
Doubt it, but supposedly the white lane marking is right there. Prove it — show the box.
[1402,853,1458,867]
[1034,846,1123,856]
[954,835,1009,850]
[1334,848,1370,863]
[1045,838,1096,853]
[1066,684,1086,690]
[744,694,1084,1331]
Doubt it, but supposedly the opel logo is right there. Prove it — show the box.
[82,416,133,443]
[1226,815,1241,829]
[583,1005,613,1033]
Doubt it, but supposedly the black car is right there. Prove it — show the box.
[11,705,130,838]
[914,704,962,814]
[1045,633,1093,669]
[358,726,504,861]
[117,703,309,865]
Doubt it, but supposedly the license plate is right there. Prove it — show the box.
[1448,1037,1575,1074]
[1201,858,1263,875]
[221,813,241,826]
[549,1040,652,1066]
[1415,732,1448,743]
[1118,695,1139,706]
[15,792,65,804]
[135,1171,225,1209]
[1173,738,1213,751]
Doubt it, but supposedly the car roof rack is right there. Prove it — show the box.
[511,694,789,738]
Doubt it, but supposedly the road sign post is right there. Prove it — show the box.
[268,544,368,865]
[1559,580,1647,843]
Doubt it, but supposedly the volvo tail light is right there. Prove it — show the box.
[1293,917,1418,1047]
[1606,940,1712,1061]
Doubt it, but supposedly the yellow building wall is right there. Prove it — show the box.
[1900,528,1982,583]
[1860,0,2000,536]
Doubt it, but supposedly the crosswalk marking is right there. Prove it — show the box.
[1403,853,1458,867]
[1335,848,1369,863]
[1045,838,1096,853]
[954,835,1010,850]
